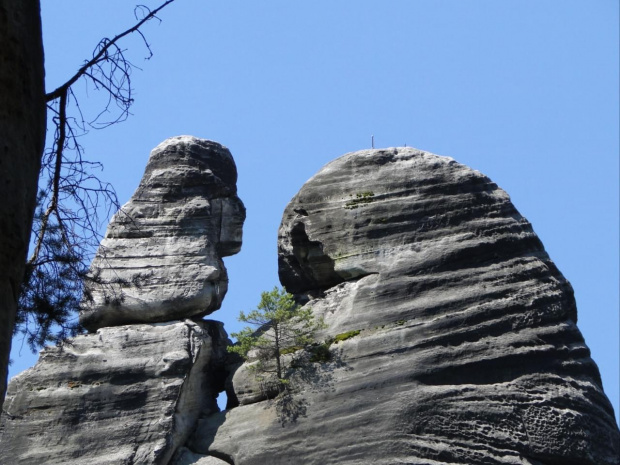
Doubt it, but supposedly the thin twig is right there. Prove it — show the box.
[45,0,175,102]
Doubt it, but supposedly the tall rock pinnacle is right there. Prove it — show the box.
[80,136,246,332]
[192,147,619,465]
[1,137,242,464]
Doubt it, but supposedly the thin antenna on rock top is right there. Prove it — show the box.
[371,135,374,149]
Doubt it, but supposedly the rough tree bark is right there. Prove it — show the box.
[0,0,46,409]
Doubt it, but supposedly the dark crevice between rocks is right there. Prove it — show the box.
[170,320,238,464]
[202,320,230,403]
[171,321,238,464]
[292,271,379,308]
[223,353,242,409]
[208,449,235,465]
[279,220,344,294]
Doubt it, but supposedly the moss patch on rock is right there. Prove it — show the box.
[344,192,374,209]
[333,330,361,343]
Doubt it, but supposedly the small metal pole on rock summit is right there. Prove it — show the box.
[371,135,374,148]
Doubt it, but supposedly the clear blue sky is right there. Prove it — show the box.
[10,1,619,421]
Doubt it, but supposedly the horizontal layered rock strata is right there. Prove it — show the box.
[1,137,244,465]
[80,136,245,332]
[187,147,619,465]
[0,320,229,465]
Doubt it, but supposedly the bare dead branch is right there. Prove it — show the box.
[45,0,175,102]
[28,91,67,267]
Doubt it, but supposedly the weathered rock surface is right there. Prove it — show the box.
[3,146,618,465]
[188,148,619,464]
[0,0,46,409]
[1,136,244,464]
[80,136,245,332]
[0,320,229,465]
[174,448,230,465]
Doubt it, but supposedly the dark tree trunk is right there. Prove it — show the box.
[0,0,46,410]
[274,322,283,382]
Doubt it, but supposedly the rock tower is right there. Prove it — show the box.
[1,144,618,465]
[191,147,619,465]
[80,135,245,331]
[0,136,244,464]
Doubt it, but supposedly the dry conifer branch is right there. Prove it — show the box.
[44,0,175,102]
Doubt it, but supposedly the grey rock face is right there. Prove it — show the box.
[0,0,46,409]
[0,320,229,465]
[190,148,619,464]
[174,448,230,465]
[80,136,246,332]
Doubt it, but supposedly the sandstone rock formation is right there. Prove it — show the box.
[1,137,243,465]
[0,320,228,464]
[187,148,619,465]
[80,136,245,332]
[2,145,618,465]
[0,0,46,409]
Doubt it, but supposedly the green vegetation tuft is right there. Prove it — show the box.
[333,329,361,343]
[344,191,375,209]
[309,343,332,363]
[280,346,303,356]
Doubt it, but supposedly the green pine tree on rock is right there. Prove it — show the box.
[228,287,324,393]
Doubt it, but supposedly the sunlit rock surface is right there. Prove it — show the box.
[80,136,245,332]
[2,145,617,465]
[187,148,619,465]
[0,136,243,465]
[0,320,229,465]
